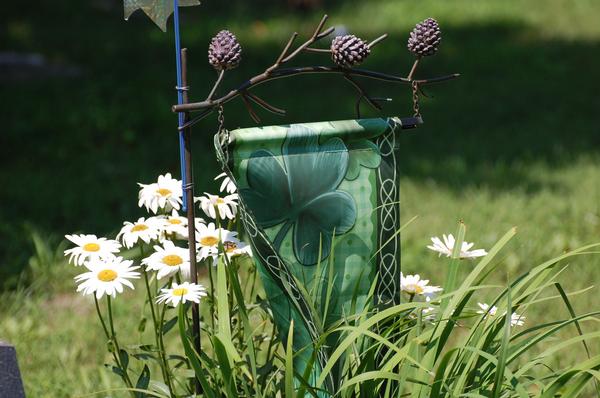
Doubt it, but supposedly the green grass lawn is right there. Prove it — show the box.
[1,0,600,396]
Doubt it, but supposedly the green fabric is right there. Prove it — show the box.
[240,124,356,265]
[216,117,402,394]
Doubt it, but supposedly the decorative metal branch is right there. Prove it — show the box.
[172,15,456,129]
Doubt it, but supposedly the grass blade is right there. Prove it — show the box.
[491,288,511,398]
[285,320,296,398]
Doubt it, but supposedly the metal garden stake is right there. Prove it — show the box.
[123,2,456,394]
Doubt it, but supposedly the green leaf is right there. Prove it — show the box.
[285,320,296,398]
[148,380,170,396]
[554,283,594,360]
[135,365,150,398]
[107,338,116,353]
[225,260,260,392]
[441,221,466,312]
[177,304,216,398]
[106,364,124,377]
[138,317,147,333]
[161,316,178,335]
[216,254,231,341]
[540,354,600,398]
[316,301,428,388]
[213,336,239,398]
[491,289,511,398]
[119,349,129,372]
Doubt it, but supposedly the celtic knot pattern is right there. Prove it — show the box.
[375,118,401,306]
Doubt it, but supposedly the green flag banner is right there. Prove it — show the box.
[216,118,403,393]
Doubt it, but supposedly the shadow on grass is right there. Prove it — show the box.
[1,1,599,285]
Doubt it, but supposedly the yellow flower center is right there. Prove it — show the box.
[83,243,101,252]
[156,188,172,197]
[224,241,237,253]
[407,284,424,295]
[200,236,219,247]
[131,224,149,232]
[216,198,225,204]
[172,288,188,297]
[163,254,183,266]
[98,269,118,282]
[168,218,182,225]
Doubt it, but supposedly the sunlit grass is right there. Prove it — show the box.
[2,156,600,396]
[2,0,600,395]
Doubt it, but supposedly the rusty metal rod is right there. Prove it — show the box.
[407,57,421,81]
[173,67,459,113]
[180,48,202,396]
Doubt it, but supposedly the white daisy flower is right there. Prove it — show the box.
[74,256,140,299]
[152,210,189,240]
[156,281,207,307]
[194,217,206,232]
[422,306,437,322]
[142,240,191,280]
[64,234,121,266]
[427,234,488,259]
[400,273,443,297]
[138,173,183,214]
[510,312,526,327]
[215,172,237,194]
[196,223,239,261]
[477,302,525,327]
[117,217,161,249]
[198,193,238,220]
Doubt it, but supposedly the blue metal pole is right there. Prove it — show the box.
[173,0,187,212]
[172,5,202,393]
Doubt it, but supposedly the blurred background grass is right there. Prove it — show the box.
[1,0,600,396]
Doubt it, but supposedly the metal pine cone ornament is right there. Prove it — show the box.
[331,35,371,68]
[208,30,242,71]
[407,18,442,57]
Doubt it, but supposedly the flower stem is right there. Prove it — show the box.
[94,295,110,338]
[105,296,135,396]
[442,222,466,312]
[141,244,174,395]
[156,300,175,396]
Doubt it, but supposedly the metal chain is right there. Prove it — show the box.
[217,105,230,163]
[217,105,226,133]
[411,80,421,118]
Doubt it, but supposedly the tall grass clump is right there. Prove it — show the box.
[62,173,600,398]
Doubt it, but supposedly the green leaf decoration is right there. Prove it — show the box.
[124,0,200,32]
[344,140,381,181]
[240,124,357,266]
